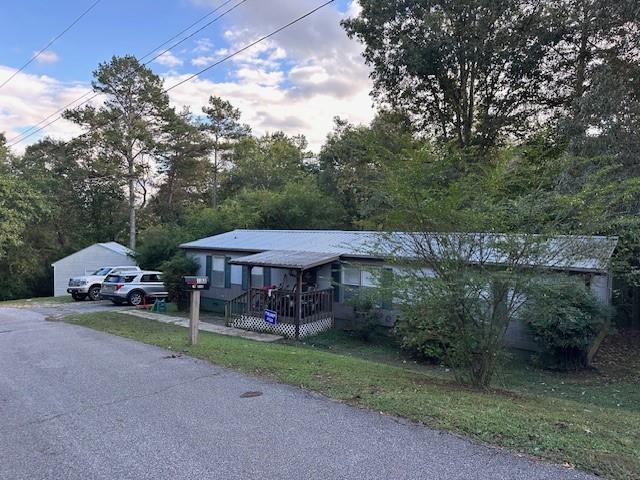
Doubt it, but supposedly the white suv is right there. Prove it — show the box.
[67,266,141,301]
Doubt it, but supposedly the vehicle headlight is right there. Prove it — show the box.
[80,280,88,286]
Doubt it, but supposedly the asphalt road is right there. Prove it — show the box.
[0,307,595,480]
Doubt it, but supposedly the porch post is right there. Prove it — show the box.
[247,266,253,314]
[295,269,302,339]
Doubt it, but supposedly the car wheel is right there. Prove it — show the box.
[128,291,145,307]
[88,285,101,301]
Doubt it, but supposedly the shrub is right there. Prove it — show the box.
[159,253,199,309]
[394,270,518,388]
[394,299,450,363]
[523,278,611,370]
[348,290,383,342]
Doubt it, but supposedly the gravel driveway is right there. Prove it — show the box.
[0,307,594,480]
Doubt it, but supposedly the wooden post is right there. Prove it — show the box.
[189,290,201,345]
[247,266,253,314]
[295,269,302,339]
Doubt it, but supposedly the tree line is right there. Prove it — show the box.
[0,0,638,314]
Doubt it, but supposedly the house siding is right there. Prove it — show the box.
[185,247,613,351]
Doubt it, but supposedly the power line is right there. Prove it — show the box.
[142,0,247,64]
[9,0,336,147]
[7,0,249,145]
[137,0,237,62]
[0,0,102,91]
[165,0,336,93]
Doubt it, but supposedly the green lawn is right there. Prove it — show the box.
[58,312,640,480]
[0,295,75,306]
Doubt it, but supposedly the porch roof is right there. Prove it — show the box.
[229,250,339,271]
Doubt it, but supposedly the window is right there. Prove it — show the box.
[105,275,136,283]
[251,267,264,288]
[361,268,379,288]
[140,274,161,283]
[92,267,112,276]
[231,265,243,285]
[343,266,361,286]
[211,256,225,288]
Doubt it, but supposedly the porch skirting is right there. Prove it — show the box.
[230,314,333,339]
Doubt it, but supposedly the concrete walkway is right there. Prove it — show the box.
[124,309,283,342]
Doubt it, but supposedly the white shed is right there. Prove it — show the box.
[51,242,137,297]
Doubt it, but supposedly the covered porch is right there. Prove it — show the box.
[225,250,336,339]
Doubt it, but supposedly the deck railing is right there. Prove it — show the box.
[225,287,334,336]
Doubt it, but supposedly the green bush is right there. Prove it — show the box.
[394,299,450,363]
[159,253,199,309]
[348,290,383,342]
[523,278,611,370]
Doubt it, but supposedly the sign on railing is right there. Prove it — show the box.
[264,309,278,325]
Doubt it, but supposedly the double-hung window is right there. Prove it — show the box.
[207,256,226,288]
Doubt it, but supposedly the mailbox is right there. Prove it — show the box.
[183,276,210,290]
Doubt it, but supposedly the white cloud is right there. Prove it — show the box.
[193,37,214,53]
[154,51,183,68]
[235,68,284,87]
[35,50,59,64]
[164,71,373,152]
[191,55,216,67]
[3,1,374,154]
[0,66,91,153]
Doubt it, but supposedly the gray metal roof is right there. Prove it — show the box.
[99,242,135,257]
[180,230,618,273]
[181,230,381,256]
[52,242,135,266]
[229,250,340,270]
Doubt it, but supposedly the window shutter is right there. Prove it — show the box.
[224,257,231,288]
[331,262,341,302]
[205,256,213,285]
[241,266,248,290]
[264,267,271,287]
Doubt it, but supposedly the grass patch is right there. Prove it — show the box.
[291,329,640,412]
[60,311,640,479]
[0,295,75,306]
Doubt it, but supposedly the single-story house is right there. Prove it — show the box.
[51,242,137,297]
[180,229,618,344]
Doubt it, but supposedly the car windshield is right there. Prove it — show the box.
[92,267,112,276]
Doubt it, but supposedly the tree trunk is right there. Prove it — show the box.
[211,149,218,208]
[128,163,136,250]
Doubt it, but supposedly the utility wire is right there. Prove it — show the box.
[137,0,237,62]
[8,0,335,147]
[7,0,248,145]
[142,0,247,65]
[0,0,102,91]
[166,0,335,93]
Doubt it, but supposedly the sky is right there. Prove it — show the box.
[0,0,375,153]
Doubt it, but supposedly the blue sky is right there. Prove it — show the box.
[0,0,373,152]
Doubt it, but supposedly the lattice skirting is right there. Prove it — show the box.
[229,315,333,338]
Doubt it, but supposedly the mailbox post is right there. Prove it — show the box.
[183,276,209,345]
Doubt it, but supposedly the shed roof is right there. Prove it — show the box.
[52,242,134,267]
[180,230,618,273]
[229,250,340,270]
[99,242,134,257]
